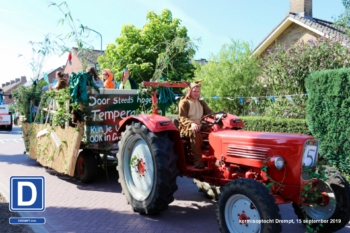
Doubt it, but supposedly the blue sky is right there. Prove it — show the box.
[0,0,345,84]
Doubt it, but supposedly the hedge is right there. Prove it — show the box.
[306,68,350,172]
[240,116,311,135]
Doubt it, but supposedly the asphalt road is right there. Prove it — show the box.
[0,126,349,233]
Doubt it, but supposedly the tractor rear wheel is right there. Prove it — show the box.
[117,122,178,214]
[217,178,282,233]
[194,179,221,200]
[292,166,350,233]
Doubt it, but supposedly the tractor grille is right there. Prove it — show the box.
[227,145,269,160]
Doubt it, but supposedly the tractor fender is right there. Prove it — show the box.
[118,114,187,172]
[118,114,177,133]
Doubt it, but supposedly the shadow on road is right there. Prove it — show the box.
[27,201,220,232]
[45,165,122,193]
[0,154,40,166]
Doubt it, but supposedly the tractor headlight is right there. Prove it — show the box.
[274,156,285,170]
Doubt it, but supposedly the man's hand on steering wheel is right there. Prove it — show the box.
[190,123,201,133]
[200,111,227,126]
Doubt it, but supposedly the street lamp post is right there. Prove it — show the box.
[85,26,103,54]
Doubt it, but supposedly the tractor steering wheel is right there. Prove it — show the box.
[200,111,227,126]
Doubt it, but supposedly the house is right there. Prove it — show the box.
[1,76,27,105]
[253,0,345,57]
[63,48,105,75]
[194,58,208,65]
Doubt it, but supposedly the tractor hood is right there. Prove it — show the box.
[209,130,315,168]
[211,130,313,145]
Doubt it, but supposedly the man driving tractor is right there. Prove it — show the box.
[178,80,214,169]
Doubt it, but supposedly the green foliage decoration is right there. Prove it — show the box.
[49,1,102,70]
[12,80,47,122]
[306,68,350,173]
[40,87,72,127]
[13,33,64,122]
[18,34,65,81]
[70,71,99,104]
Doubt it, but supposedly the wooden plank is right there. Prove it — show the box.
[22,122,84,177]
[41,108,58,114]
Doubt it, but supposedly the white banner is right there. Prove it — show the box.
[0,115,11,125]
[285,95,294,104]
[251,97,258,104]
[0,105,9,114]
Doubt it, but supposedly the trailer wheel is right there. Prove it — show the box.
[292,166,350,233]
[194,179,221,200]
[217,178,282,233]
[117,122,178,214]
[76,150,97,183]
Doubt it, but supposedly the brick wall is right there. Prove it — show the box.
[2,76,27,105]
[48,67,64,83]
[260,23,318,57]
[63,52,83,76]
[290,0,312,17]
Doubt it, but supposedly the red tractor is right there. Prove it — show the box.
[116,82,350,233]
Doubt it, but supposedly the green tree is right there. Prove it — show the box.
[98,9,196,83]
[194,40,262,115]
[334,0,350,35]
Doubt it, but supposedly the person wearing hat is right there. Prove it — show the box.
[178,80,214,169]
[102,69,115,89]
[116,68,138,90]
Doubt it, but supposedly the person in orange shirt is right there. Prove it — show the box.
[102,69,115,89]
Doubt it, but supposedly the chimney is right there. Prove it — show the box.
[15,78,20,83]
[21,76,27,83]
[290,0,312,17]
[10,80,15,84]
[6,82,10,86]
[1,84,5,87]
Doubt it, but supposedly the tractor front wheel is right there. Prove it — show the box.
[117,122,178,214]
[217,178,282,233]
[292,166,350,233]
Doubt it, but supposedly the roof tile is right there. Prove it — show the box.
[254,12,348,55]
